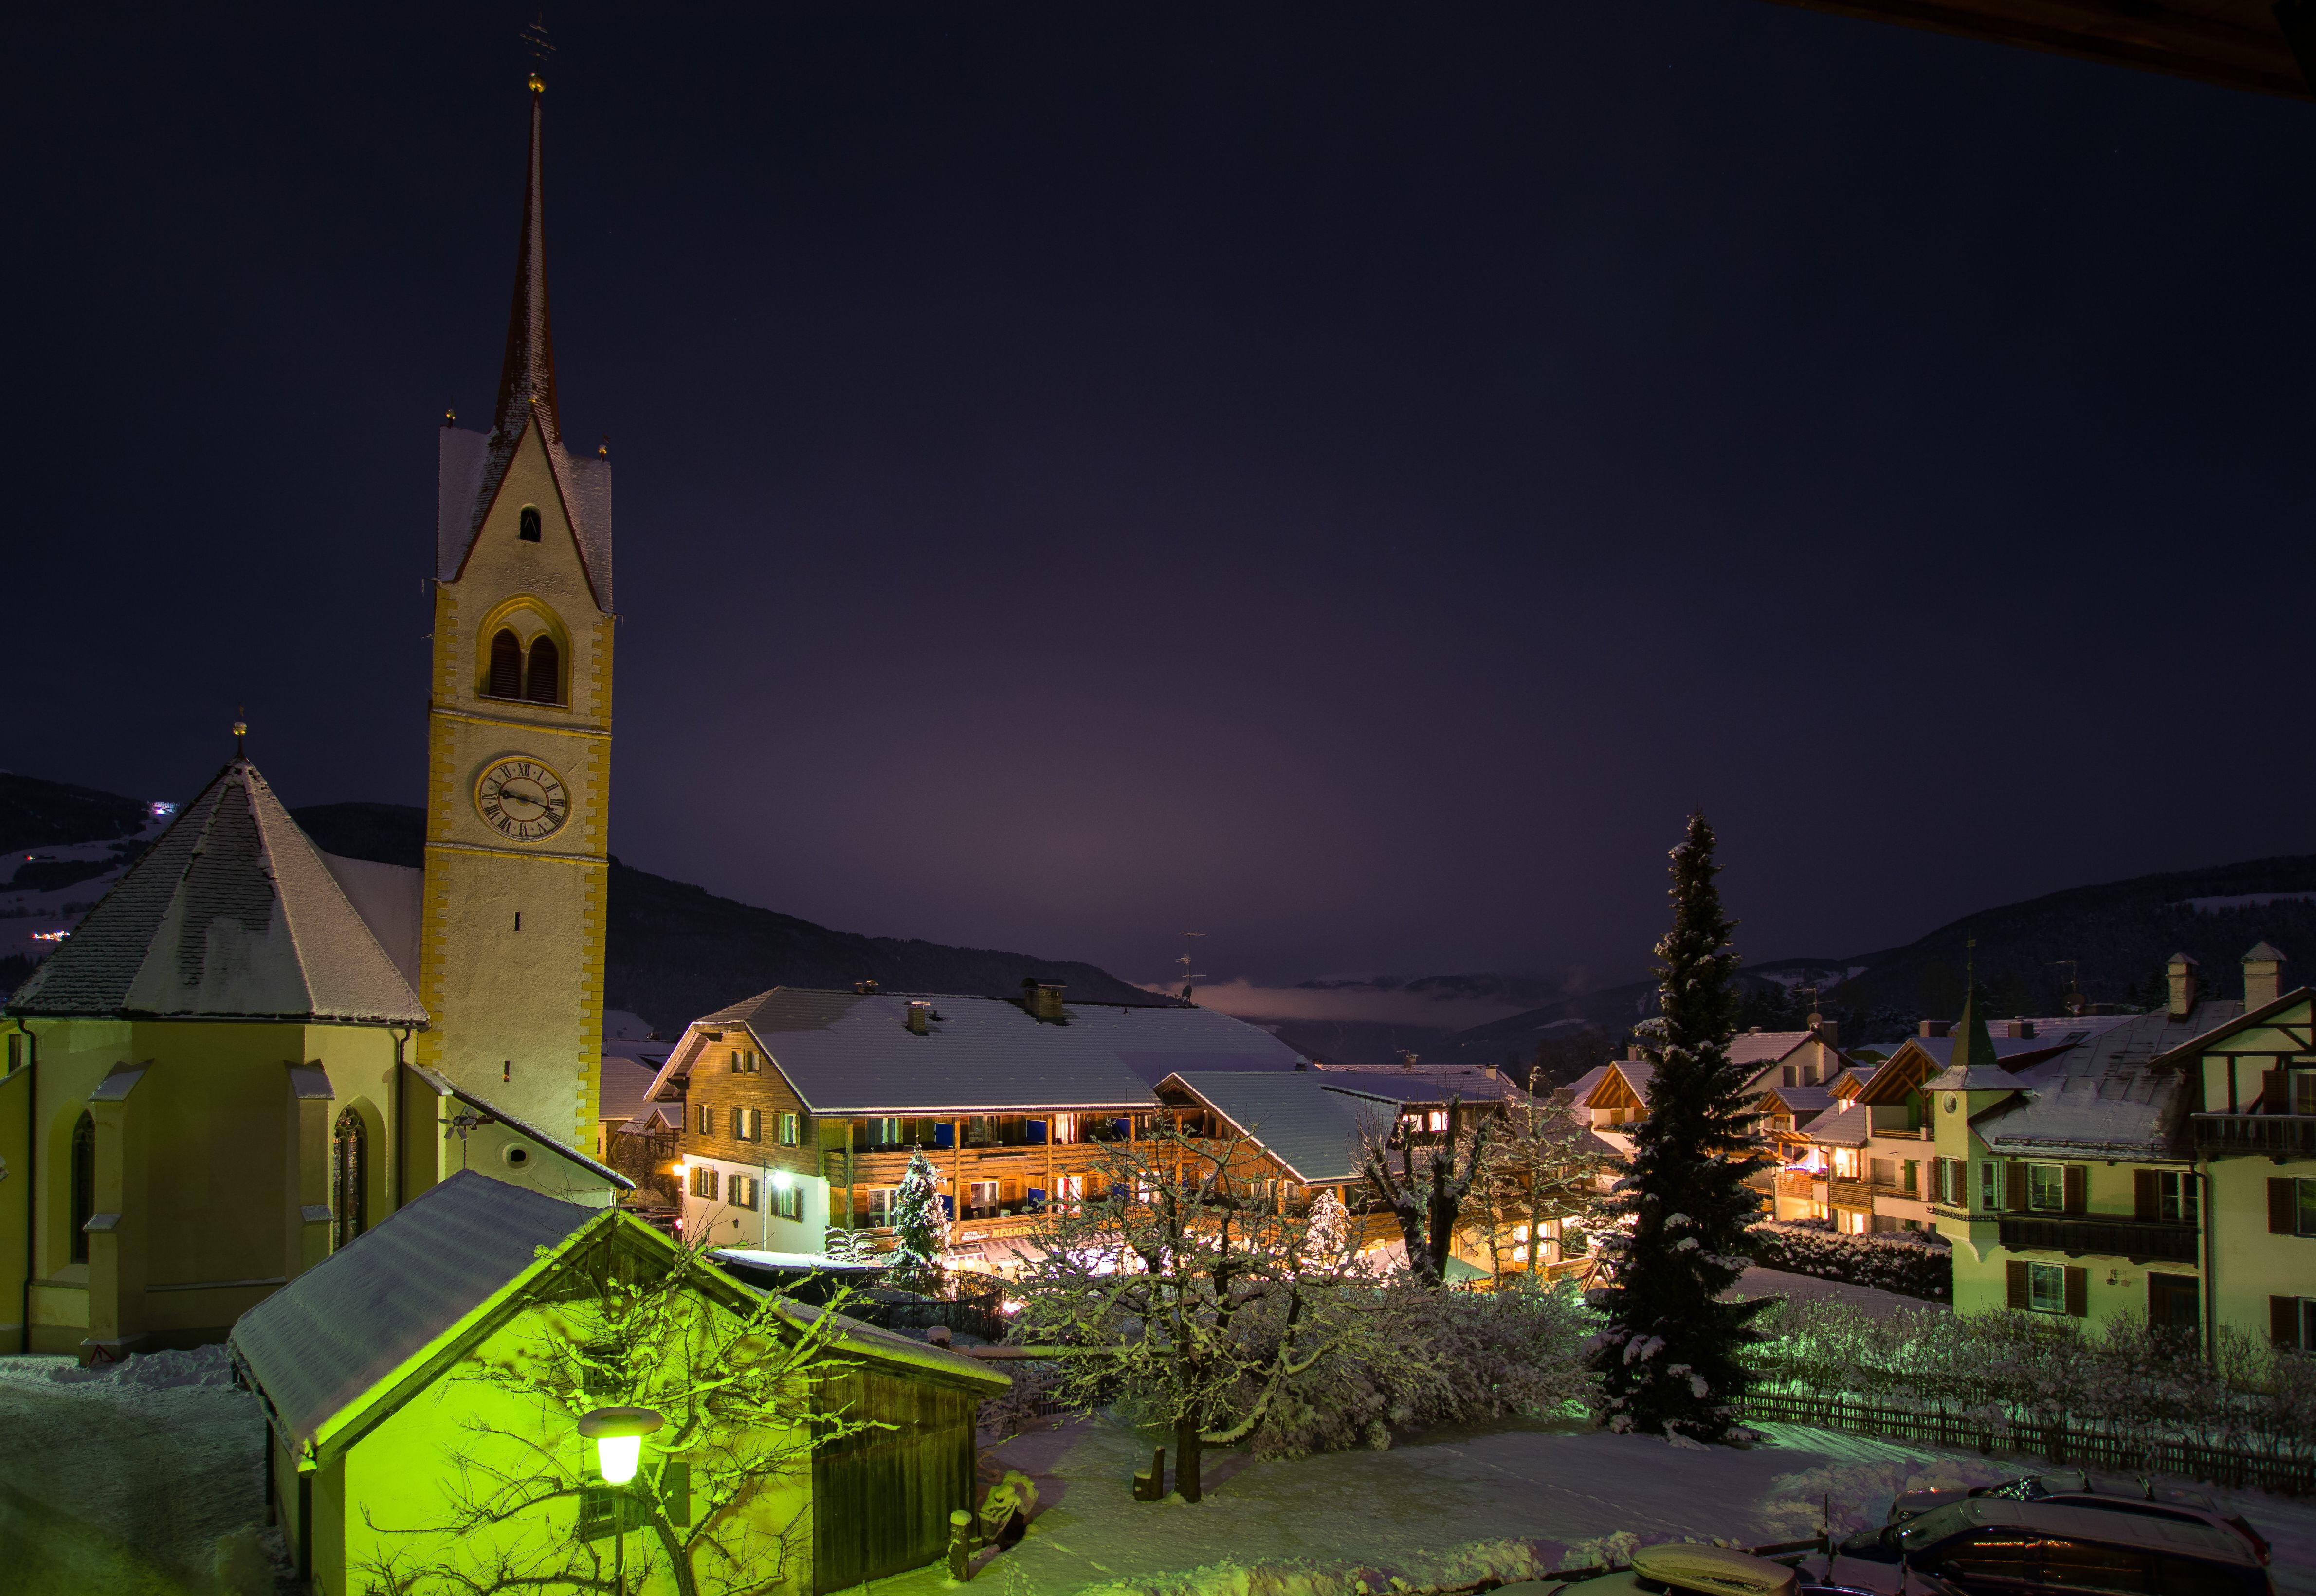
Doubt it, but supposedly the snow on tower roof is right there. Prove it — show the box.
[6,760,427,1026]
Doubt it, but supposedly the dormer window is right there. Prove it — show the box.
[519,505,542,542]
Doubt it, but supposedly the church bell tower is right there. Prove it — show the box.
[420,72,613,1154]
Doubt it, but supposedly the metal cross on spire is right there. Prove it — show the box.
[520,8,556,83]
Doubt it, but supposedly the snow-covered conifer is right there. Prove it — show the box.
[888,1147,948,1290]
[1587,812,1772,1443]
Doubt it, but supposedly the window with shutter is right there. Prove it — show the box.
[2006,1259,2029,1310]
[2063,1265,2088,1317]
[2272,1178,2298,1235]
[2062,1164,2086,1215]
[487,629,523,698]
[2274,1297,2298,1347]
[2135,1169,2159,1222]
[524,635,560,704]
[2158,1171,2196,1224]
[2005,1161,2027,1212]
[2026,1162,2064,1212]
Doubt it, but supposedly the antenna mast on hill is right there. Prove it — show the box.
[1176,932,1207,1002]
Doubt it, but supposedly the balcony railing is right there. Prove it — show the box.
[2192,1114,2316,1161]
[1773,1170,1822,1200]
[1998,1215,2199,1264]
[1827,1179,1873,1210]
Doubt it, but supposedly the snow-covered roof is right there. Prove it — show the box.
[650,987,1304,1116]
[1754,1084,1835,1122]
[599,1050,671,1124]
[1798,1101,1872,1148]
[231,1171,599,1455]
[1728,1030,1815,1065]
[7,760,426,1026]
[231,1171,1002,1462]
[407,1064,633,1193]
[1972,1000,2245,1159]
[1159,1070,1402,1184]
[1307,1067,1530,1105]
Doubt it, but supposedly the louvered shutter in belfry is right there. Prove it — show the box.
[526,635,560,703]
[489,629,523,697]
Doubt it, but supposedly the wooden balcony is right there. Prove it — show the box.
[1773,1169,1822,1201]
[1998,1215,2199,1264]
[2192,1114,2316,1162]
[1827,1179,1873,1210]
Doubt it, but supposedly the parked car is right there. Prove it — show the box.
[1887,1473,2269,1564]
[1829,1497,2270,1596]
[1520,1542,1965,1596]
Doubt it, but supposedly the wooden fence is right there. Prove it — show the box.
[1738,1389,2316,1497]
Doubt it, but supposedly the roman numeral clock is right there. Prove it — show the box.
[475,756,570,843]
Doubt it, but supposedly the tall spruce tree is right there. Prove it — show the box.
[1587,812,1772,1442]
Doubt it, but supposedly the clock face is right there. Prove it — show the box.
[475,757,570,842]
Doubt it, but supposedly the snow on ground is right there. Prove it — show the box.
[860,1411,2316,1596]
[1727,1266,1944,1319]
[3,1343,2310,1596]
[0,1348,286,1595]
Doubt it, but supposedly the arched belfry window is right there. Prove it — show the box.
[525,635,561,705]
[69,1111,95,1264]
[332,1107,367,1250]
[488,629,524,698]
[518,505,542,542]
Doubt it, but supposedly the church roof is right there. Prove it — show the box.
[437,77,613,610]
[6,760,427,1026]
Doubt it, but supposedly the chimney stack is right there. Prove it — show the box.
[1918,1020,1951,1039]
[2242,943,2286,1010]
[2166,953,2199,1019]
[1809,1012,1839,1048]
[1022,979,1065,1022]
[853,978,879,995]
[905,1000,933,1036]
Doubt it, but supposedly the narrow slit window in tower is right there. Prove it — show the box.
[332,1107,367,1251]
[519,505,542,542]
[69,1111,95,1264]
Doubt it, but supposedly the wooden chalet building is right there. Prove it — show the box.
[645,981,1313,1262]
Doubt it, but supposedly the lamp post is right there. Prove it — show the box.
[580,1405,664,1596]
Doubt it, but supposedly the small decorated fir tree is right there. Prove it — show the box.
[887,1147,948,1291]
[1587,812,1772,1443]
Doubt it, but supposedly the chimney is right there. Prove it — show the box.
[2166,953,2199,1019]
[1627,1041,1648,1062]
[1022,979,1065,1022]
[853,979,879,995]
[905,1000,932,1036]
[1918,1020,1951,1039]
[1809,1012,1839,1048]
[2243,943,2286,1010]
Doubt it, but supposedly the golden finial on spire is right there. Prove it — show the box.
[233,707,248,759]
[521,8,554,94]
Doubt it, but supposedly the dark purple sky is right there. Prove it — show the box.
[10,4,2313,1001]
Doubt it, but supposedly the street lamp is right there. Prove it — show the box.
[579,1406,663,1594]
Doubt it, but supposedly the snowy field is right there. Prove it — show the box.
[902,1413,2316,1596]
[5,1314,2312,1596]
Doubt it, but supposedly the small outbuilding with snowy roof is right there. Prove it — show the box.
[230,1169,1009,1596]
[0,758,627,1363]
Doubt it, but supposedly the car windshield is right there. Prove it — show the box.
[1896,1503,1980,1552]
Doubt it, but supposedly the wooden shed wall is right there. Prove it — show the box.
[811,1366,982,1594]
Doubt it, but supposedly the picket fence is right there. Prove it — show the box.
[1739,1389,2316,1497]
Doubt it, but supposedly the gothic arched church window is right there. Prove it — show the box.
[488,629,524,698]
[518,504,542,542]
[69,1111,95,1264]
[525,635,561,705]
[333,1107,367,1251]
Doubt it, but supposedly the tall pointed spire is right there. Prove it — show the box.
[493,73,559,445]
[1946,938,2001,1078]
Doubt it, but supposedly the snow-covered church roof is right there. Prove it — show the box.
[6,759,427,1026]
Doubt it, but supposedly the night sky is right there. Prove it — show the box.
[10,5,2314,1008]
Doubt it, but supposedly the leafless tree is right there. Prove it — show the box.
[353,1227,878,1596]
[1363,1096,1491,1288]
[1472,1092,1612,1278]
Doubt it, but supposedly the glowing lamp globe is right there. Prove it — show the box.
[578,1406,664,1485]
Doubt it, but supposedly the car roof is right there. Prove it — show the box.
[1940,1499,2256,1563]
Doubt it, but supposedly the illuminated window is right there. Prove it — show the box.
[689,1164,719,1200]
[695,1103,715,1136]
[777,1112,800,1146]
[1426,1110,1449,1134]
[518,505,542,542]
[733,1107,760,1143]
[1979,1160,1998,1212]
[729,1175,759,1210]
[773,1184,801,1220]
[866,1188,898,1226]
